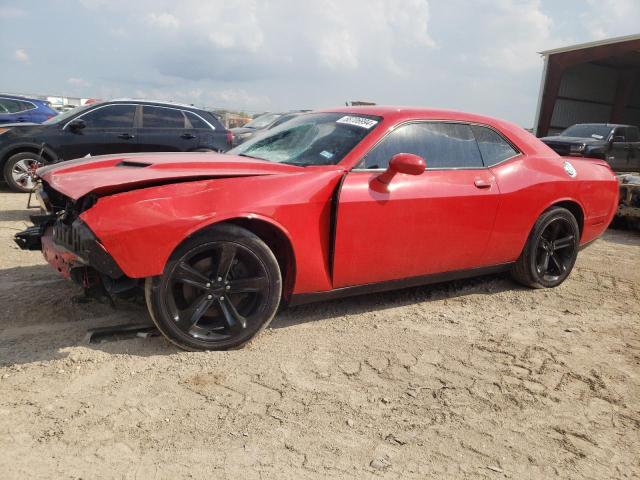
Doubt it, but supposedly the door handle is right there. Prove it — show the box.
[118,133,135,140]
[181,133,196,140]
[474,179,491,189]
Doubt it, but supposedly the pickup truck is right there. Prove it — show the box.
[540,123,640,228]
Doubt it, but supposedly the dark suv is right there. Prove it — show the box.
[0,99,233,191]
[540,123,640,172]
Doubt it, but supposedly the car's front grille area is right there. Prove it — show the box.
[53,221,83,254]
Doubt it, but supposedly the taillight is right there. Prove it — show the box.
[226,131,234,146]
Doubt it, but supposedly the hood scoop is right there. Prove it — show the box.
[117,160,152,168]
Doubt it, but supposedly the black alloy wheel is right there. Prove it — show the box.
[511,207,580,288]
[534,218,576,283]
[146,225,282,350]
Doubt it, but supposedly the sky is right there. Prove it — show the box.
[0,0,639,127]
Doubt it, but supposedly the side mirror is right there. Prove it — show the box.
[376,153,426,185]
[611,135,625,143]
[68,119,86,131]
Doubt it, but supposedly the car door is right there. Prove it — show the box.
[624,126,640,171]
[183,110,228,151]
[59,103,138,160]
[137,105,199,152]
[332,121,501,288]
[608,127,634,171]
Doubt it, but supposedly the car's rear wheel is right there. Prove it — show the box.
[145,224,282,351]
[3,152,43,192]
[511,207,580,288]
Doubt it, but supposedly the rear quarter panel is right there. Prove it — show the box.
[485,154,618,266]
[80,170,344,293]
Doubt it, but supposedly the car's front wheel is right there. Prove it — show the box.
[145,224,282,351]
[511,207,580,288]
[3,152,43,192]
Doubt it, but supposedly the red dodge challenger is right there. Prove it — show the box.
[16,107,619,350]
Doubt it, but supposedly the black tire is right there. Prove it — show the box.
[3,152,43,192]
[511,207,580,289]
[145,224,282,351]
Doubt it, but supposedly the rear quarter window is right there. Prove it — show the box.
[185,111,212,129]
[470,125,519,166]
[626,127,639,142]
[143,106,186,128]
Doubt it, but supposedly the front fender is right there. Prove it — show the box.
[80,170,344,294]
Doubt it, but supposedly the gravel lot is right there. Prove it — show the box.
[0,189,638,479]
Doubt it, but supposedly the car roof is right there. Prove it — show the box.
[0,93,46,102]
[318,105,517,128]
[97,98,208,112]
[316,105,553,157]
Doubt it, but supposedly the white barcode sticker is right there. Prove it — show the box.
[336,116,378,129]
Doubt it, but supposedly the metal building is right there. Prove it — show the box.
[534,33,640,137]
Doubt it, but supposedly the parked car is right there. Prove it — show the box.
[0,99,233,191]
[541,123,640,228]
[52,105,79,114]
[540,123,640,172]
[230,111,307,146]
[0,94,58,125]
[15,107,618,351]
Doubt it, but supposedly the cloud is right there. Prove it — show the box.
[67,77,91,88]
[146,12,180,29]
[3,0,639,124]
[581,0,640,40]
[14,49,29,63]
[0,6,25,18]
[78,0,436,80]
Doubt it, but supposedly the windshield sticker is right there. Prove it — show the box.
[336,116,378,129]
[591,134,604,140]
[319,150,334,160]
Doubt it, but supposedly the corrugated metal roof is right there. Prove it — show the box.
[539,33,640,57]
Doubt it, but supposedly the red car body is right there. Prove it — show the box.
[31,106,618,305]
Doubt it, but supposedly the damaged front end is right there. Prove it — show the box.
[14,183,140,299]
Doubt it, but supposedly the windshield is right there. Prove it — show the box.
[43,104,93,124]
[243,113,282,129]
[228,112,381,166]
[560,124,613,140]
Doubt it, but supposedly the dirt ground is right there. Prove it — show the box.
[0,189,638,480]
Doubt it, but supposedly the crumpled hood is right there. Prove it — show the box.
[37,151,304,200]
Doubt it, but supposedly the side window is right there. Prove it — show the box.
[143,106,186,128]
[613,128,626,141]
[0,98,25,113]
[80,105,136,128]
[471,125,518,166]
[18,101,36,111]
[362,122,483,169]
[625,127,639,142]
[185,111,210,129]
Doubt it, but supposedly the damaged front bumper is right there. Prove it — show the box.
[15,216,125,281]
